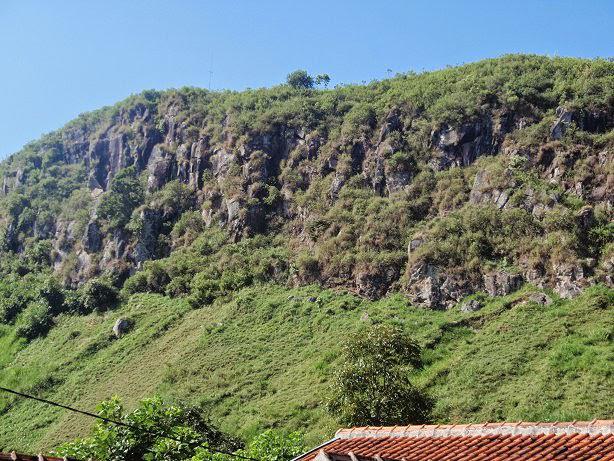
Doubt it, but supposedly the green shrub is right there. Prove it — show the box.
[39,277,66,316]
[286,70,314,90]
[327,323,431,426]
[122,271,150,296]
[386,151,415,172]
[98,166,144,228]
[15,300,53,340]
[56,396,239,461]
[189,268,223,307]
[0,284,31,323]
[235,430,306,461]
[80,278,119,313]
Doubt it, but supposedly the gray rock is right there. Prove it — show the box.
[407,237,424,256]
[355,265,399,300]
[330,173,346,199]
[525,292,552,306]
[429,115,498,171]
[386,170,413,194]
[226,199,241,223]
[406,263,470,310]
[550,106,609,141]
[550,106,574,140]
[147,145,175,191]
[555,279,582,299]
[460,299,483,313]
[82,220,103,252]
[113,318,132,338]
[210,148,233,177]
[553,263,585,299]
[133,207,163,264]
[469,170,511,209]
[483,271,523,297]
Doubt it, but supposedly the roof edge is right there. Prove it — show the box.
[335,420,614,439]
[291,437,339,461]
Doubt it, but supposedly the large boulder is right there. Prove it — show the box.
[113,318,132,338]
[553,263,585,298]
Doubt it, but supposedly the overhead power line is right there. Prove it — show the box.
[0,386,259,461]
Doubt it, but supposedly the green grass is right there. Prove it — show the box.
[0,284,612,452]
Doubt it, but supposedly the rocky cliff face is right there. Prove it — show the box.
[1,56,612,308]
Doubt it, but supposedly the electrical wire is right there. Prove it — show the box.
[0,386,259,461]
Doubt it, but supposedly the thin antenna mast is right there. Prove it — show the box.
[208,51,213,90]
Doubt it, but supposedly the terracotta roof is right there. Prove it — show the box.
[0,452,80,461]
[296,421,614,461]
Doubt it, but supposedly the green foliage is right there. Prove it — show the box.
[314,74,331,88]
[14,300,53,340]
[98,166,145,228]
[286,70,314,90]
[0,273,67,331]
[80,278,119,313]
[0,276,34,323]
[410,204,540,278]
[327,324,431,426]
[192,430,305,461]
[171,211,206,247]
[56,396,239,461]
[238,430,305,461]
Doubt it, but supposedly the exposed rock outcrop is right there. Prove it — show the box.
[483,270,523,297]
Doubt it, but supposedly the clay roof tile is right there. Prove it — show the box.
[297,421,614,461]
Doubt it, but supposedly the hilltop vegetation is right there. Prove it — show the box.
[0,55,612,452]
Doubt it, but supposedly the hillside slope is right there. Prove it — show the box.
[0,284,612,451]
[0,54,612,452]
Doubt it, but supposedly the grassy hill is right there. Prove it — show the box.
[1,283,612,451]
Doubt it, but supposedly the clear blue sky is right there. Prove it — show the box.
[1,0,612,159]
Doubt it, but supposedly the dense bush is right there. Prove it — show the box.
[56,394,306,461]
[327,324,432,426]
[98,166,145,228]
[192,430,306,461]
[56,396,240,461]
[0,277,33,323]
[80,278,119,313]
[286,70,314,90]
[14,300,53,340]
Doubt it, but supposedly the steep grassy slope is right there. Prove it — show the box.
[1,284,612,452]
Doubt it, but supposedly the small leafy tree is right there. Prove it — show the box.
[327,323,432,426]
[286,70,313,90]
[55,396,240,461]
[314,74,331,88]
